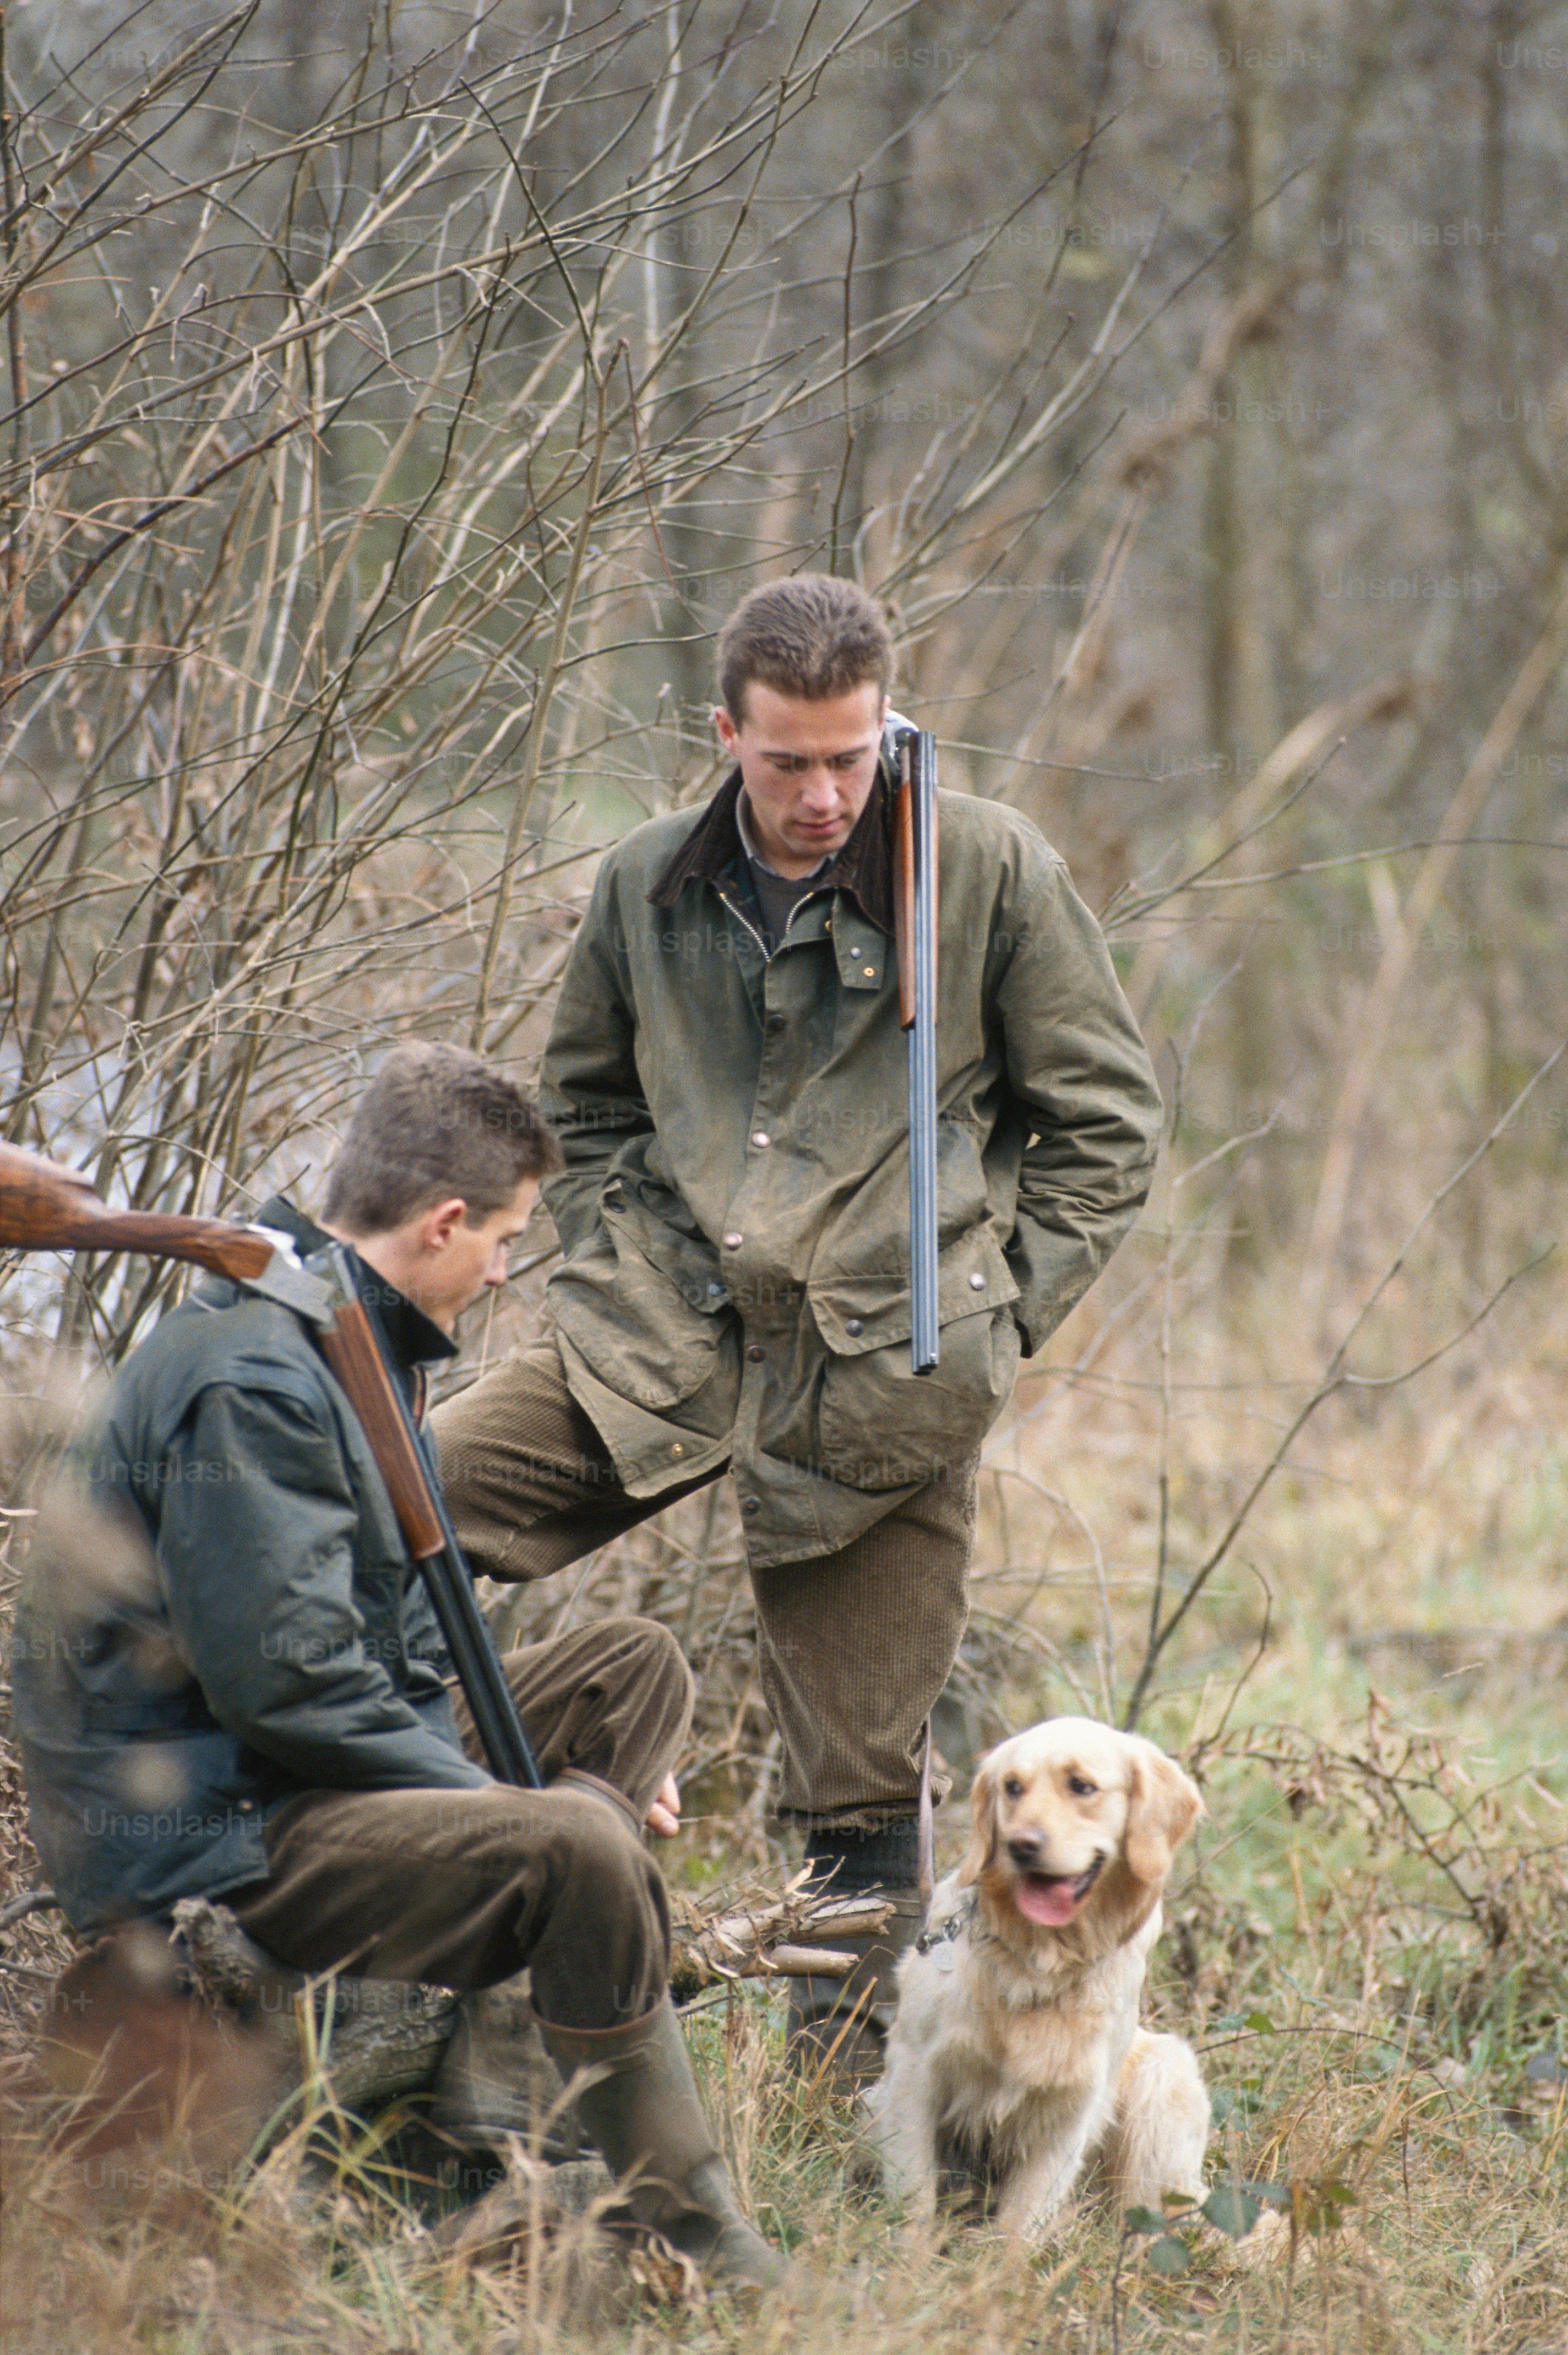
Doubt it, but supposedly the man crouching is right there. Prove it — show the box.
[12,1043,783,2292]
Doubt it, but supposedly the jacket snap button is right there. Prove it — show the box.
[765,1012,786,1033]
[968,1271,985,1290]
[845,1317,864,1336]
[723,1231,743,1249]
[741,1495,761,1517]
[707,1280,725,1296]
[863,965,876,977]
[747,1344,764,1362]
[671,1442,685,1457]
[751,1131,770,1148]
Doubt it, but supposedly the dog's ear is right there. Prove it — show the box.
[1122,1744,1204,1885]
[957,1754,998,1887]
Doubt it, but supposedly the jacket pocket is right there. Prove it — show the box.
[549,1188,729,1413]
[809,1229,1022,1491]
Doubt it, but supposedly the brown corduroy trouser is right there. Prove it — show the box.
[225,1617,693,2030]
[431,1339,978,1829]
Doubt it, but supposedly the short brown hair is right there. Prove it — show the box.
[717,574,893,720]
[322,1044,560,1235]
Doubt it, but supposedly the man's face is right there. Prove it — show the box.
[713,678,887,879]
[419,1178,539,1334]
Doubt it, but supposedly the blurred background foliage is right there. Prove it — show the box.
[0,0,1563,1786]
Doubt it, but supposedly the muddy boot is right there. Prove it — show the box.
[534,1996,787,2296]
[785,1822,923,2094]
[430,1974,591,2162]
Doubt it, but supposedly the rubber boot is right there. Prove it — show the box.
[533,1996,787,2295]
[785,1822,923,2094]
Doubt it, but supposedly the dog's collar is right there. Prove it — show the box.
[916,1892,978,1953]
[914,1885,1110,1994]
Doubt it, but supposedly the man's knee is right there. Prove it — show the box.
[594,1615,696,1718]
[506,1614,695,1728]
[524,1787,658,1893]
[439,1785,669,1970]
[526,1792,670,2019]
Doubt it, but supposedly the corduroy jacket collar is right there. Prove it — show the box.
[646,766,895,937]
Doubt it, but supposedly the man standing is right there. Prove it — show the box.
[435,577,1164,2078]
[13,1043,783,2291]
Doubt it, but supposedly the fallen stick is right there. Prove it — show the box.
[668,1879,892,1998]
[0,1887,61,1934]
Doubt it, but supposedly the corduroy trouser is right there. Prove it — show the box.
[431,1338,978,1829]
[224,1617,692,2029]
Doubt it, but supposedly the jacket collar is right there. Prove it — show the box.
[647,764,896,936]
[251,1194,458,1374]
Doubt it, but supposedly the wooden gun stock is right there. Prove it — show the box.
[315,1298,446,1562]
[0,1142,275,1282]
[894,747,940,1030]
[896,760,917,1028]
[316,1245,542,1791]
[893,727,940,1373]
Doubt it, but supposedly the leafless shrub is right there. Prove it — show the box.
[0,0,1198,1364]
[0,11,1565,2334]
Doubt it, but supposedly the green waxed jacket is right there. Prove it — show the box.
[11,1203,488,1936]
[539,772,1163,1568]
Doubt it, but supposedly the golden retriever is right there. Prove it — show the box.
[872,1717,1209,2243]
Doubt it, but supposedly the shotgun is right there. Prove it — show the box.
[0,1141,542,1789]
[888,717,940,1373]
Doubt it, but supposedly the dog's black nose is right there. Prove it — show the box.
[1007,1833,1042,1865]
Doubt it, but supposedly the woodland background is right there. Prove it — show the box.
[0,4,1565,2350]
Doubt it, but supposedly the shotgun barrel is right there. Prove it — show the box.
[893,724,940,1374]
[317,1242,543,1790]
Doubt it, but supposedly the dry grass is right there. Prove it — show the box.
[4,1302,1565,2355]
[1,1965,1564,2355]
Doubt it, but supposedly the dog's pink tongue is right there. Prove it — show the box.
[1015,1876,1078,1927]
